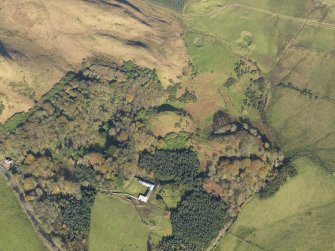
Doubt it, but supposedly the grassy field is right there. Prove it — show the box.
[266,21,335,173]
[180,1,335,250]
[230,0,311,18]
[269,88,335,172]
[0,176,46,251]
[89,194,171,251]
[216,157,335,251]
[184,1,303,72]
[182,0,335,171]
[123,179,148,197]
[182,0,307,128]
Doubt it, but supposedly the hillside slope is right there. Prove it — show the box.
[0,0,186,122]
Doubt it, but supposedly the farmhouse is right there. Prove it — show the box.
[1,157,14,170]
[137,179,155,203]
[4,157,13,166]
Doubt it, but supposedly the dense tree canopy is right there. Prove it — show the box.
[259,159,297,198]
[160,190,227,250]
[0,59,164,250]
[139,149,200,183]
[63,187,96,242]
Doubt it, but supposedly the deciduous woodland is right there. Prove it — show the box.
[0,58,291,250]
[0,0,334,250]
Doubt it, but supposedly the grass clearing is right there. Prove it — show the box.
[0,110,34,134]
[185,31,237,74]
[123,179,148,197]
[159,184,188,208]
[0,176,46,251]
[89,194,171,251]
[184,73,227,121]
[160,132,191,150]
[148,111,194,137]
[216,157,335,251]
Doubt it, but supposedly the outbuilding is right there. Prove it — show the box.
[137,178,155,203]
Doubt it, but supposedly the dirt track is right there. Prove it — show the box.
[184,2,335,30]
[0,164,59,250]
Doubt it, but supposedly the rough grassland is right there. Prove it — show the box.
[0,0,186,122]
[184,4,303,72]
[89,194,171,251]
[145,0,187,11]
[231,0,311,18]
[269,88,335,172]
[216,157,335,251]
[267,24,335,174]
[0,176,46,251]
[185,31,237,74]
[183,0,335,172]
[148,111,194,137]
[181,0,335,249]
[182,0,304,125]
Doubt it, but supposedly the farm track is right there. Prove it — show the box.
[0,165,59,251]
[272,0,314,69]
[183,2,335,251]
[97,187,163,209]
[184,2,335,31]
[227,233,266,251]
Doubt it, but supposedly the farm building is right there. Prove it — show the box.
[137,179,155,203]
[1,157,14,170]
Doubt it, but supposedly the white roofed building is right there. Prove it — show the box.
[137,179,155,203]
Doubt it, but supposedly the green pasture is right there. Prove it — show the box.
[183,1,303,73]
[0,176,46,251]
[269,88,335,172]
[182,0,335,173]
[216,157,335,251]
[89,194,171,251]
[230,0,310,18]
[185,31,237,74]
